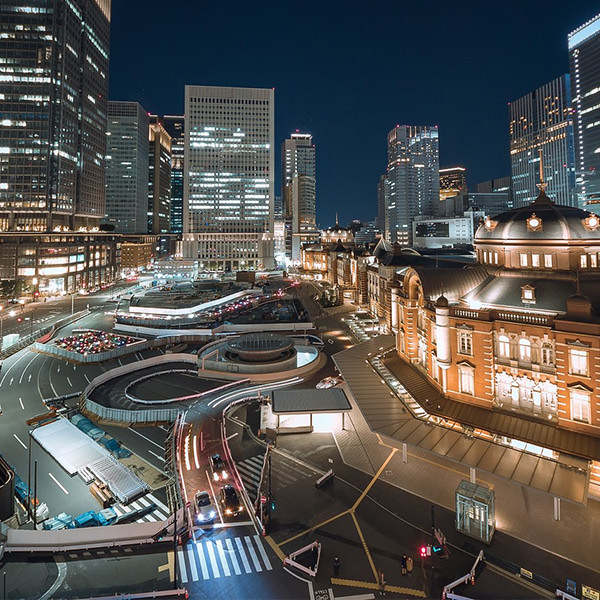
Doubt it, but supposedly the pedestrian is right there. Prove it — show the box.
[333,555,340,577]
[379,570,386,596]
[401,553,407,576]
[406,555,413,576]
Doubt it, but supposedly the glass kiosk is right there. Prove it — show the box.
[455,480,495,544]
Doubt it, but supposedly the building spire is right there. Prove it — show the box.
[335,212,339,226]
[537,147,547,194]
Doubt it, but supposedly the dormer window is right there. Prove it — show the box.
[484,218,497,231]
[582,213,600,231]
[522,285,536,304]
[527,213,542,232]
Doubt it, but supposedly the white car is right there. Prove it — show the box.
[194,491,216,524]
[316,376,344,389]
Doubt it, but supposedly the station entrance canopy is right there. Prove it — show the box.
[271,388,351,414]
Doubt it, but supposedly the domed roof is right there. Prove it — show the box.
[475,190,600,242]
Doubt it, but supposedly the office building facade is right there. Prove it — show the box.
[386,125,439,246]
[148,122,172,234]
[105,102,149,234]
[569,13,600,208]
[439,167,467,202]
[377,174,389,234]
[183,85,274,271]
[509,75,576,208]
[162,116,185,234]
[0,0,118,294]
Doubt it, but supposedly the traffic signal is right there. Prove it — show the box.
[420,545,428,558]
[16,317,22,323]
[432,544,449,558]
[270,498,276,511]
[34,291,39,298]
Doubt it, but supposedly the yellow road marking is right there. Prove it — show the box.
[350,511,378,581]
[279,509,350,547]
[158,549,174,582]
[264,535,286,562]
[352,448,397,510]
[331,578,425,597]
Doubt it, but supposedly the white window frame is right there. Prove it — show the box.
[541,343,553,367]
[458,330,473,356]
[531,254,540,268]
[458,365,475,395]
[569,346,589,377]
[580,254,588,269]
[520,253,528,267]
[570,388,591,423]
[519,338,531,362]
[544,254,553,268]
[498,334,510,359]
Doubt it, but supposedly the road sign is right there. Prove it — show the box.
[260,495,267,504]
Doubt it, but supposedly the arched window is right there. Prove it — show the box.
[519,339,531,362]
[498,335,510,358]
[541,343,553,367]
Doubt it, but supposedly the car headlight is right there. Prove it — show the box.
[222,471,228,479]
[209,511,215,518]
[213,473,219,481]
[238,506,244,512]
[225,508,232,515]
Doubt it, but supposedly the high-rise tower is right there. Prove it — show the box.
[183,85,274,271]
[569,13,600,207]
[386,125,439,245]
[0,0,118,294]
[509,75,576,208]
[148,122,172,235]
[162,116,185,234]
[281,132,317,261]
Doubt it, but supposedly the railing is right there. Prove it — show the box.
[81,398,180,424]
[496,311,553,326]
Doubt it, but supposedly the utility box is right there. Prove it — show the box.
[455,480,495,544]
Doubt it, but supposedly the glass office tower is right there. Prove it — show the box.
[183,85,275,271]
[386,125,439,246]
[0,0,111,231]
[148,122,172,235]
[509,75,576,208]
[162,116,185,234]
[569,13,600,208]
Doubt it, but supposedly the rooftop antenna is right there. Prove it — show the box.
[335,212,339,226]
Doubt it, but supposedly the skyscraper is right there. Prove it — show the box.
[569,13,600,207]
[0,0,111,231]
[148,122,172,234]
[439,167,467,202]
[183,85,275,271]
[281,132,317,261]
[509,75,576,208]
[386,125,439,245]
[376,174,388,233]
[105,102,149,234]
[0,0,118,294]
[162,115,185,234]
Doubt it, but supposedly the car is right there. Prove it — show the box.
[210,453,228,482]
[219,484,244,517]
[316,376,344,389]
[194,490,216,525]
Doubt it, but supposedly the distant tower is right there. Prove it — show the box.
[183,85,275,271]
[509,75,576,208]
[162,116,185,234]
[281,132,317,261]
[569,13,600,208]
[386,125,440,245]
[439,167,467,202]
[105,102,150,233]
[148,122,172,234]
[377,174,389,234]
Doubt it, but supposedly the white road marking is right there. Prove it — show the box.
[225,538,241,575]
[28,374,32,382]
[57,365,60,373]
[19,397,24,410]
[195,542,210,580]
[245,536,261,572]
[216,539,231,576]
[226,432,239,441]
[205,541,220,578]
[84,374,91,384]
[254,534,272,570]
[148,494,169,513]
[148,450,165,462]
[235,537,252,573]
[177,549,188,584]
[13,434,27,449]
[66,377,73,387]
[187,546,199,581]
[48,472,69,495]
[128,427,163,449]
[9,377,13,385]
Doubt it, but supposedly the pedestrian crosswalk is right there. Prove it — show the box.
[236,453,321,504]
[178,534,272,583]
[111,493,170,523]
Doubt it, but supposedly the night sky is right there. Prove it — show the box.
[109,1,600,229]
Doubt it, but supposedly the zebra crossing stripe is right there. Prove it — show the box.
[205,542,220,578]
[244,536,262,572]
[235,537,252,573]
[187,546,198,581]
[144,514,158,522]
[137,497,151,507]
[148,494,170,513]
[178,549,188,584]
[195,542,210,580]
[226,538,242,575]
[216,540,231,577]
[237,465,261,483]
[253,535,273,571]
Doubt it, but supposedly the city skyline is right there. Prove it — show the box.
[109,0,600,227]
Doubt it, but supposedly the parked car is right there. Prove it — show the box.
[316,376,344,389]
[210,453,228,482]
[219,484,244,517]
